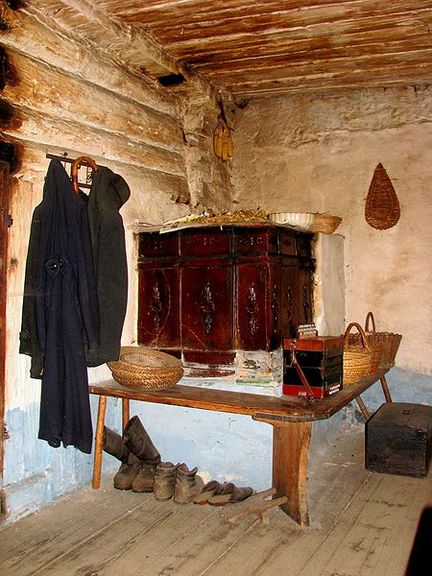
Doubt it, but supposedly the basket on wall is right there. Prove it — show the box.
[343,322,379,385]
[107,347,184,391]
[365,163,400,230]
[350,312,402,370]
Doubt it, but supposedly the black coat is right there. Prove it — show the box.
[85,166,130,367]
[19,160,99,453]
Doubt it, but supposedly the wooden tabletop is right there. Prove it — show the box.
[89,369,387,424]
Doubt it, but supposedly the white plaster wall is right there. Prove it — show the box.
[313,233,345,336]
[232,86,432,373]
[1,9,234,521]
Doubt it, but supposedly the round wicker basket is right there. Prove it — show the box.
[309,213,342,234]
[107,347,184,391]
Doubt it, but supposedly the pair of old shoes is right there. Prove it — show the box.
[103,415,160,493]
[103,417,252,505]
[193,480,253,506]
[153,462,204,503]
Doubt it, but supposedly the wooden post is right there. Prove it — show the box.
[92,395,107,489]
[0,160,10,517]
[255,417,312,526]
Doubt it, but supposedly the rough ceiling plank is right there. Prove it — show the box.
[98,0,430,27]
[199,45,432,80]
[26,0,432,98]
[144,6,432,43]
[215,53,432,86]
[224,62,432,96]
[189,36,432,70]
[158,13,431,54]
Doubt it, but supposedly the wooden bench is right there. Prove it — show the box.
[89,369,391,526]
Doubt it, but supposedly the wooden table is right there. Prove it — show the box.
[89,370,391,526]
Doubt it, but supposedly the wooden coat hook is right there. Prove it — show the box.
[71,156,98,194]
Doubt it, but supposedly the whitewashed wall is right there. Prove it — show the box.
[232,86,432,375]
[0,6,233,521]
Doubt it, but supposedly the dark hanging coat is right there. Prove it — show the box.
[19,160,99,454]
[85,166,130,367]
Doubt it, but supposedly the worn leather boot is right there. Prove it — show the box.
[103,426,130,463]
[113,453,141,490]
[174,464,204,504]
[103,426,140,490]
[153,462,179,500]
[132,462,157,493]
[123,416,161,463]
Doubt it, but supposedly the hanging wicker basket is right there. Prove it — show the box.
[350,312,402,370]
[343,322,379,385]
[107,347,184,391]
[365,163,400,230]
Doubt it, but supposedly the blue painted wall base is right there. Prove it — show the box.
[2,367,431,524]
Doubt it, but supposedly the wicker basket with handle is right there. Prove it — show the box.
[107,347,184,391]
[360,312,402,369]
[343,322,379,385]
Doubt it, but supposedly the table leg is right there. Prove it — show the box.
[255,417,312,526]
[355,396,371,420]
[92,395,107,489]
[122,398,130,431]
[380,374,393,403]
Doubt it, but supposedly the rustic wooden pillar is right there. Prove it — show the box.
[0,160,9,517]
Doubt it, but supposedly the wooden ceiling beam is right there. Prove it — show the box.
[187,35,432,70]
[24,0,182,78]
[200,48,432,83]
[149,8,432,45]
[233,75,432,98]
[223,62,432,96]
[21,0,432,99]
[99,0,429,29]
[211,50,432,86]
[159,13,431,53]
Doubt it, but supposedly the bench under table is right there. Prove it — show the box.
[89,369,391,526]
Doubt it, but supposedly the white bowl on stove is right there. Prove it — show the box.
[268,212,315,230]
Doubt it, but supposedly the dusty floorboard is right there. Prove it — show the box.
[1,427,431,576]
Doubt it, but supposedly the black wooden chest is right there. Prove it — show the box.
[366,402,432,477]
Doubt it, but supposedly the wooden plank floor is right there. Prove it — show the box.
[1,427,431,576]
